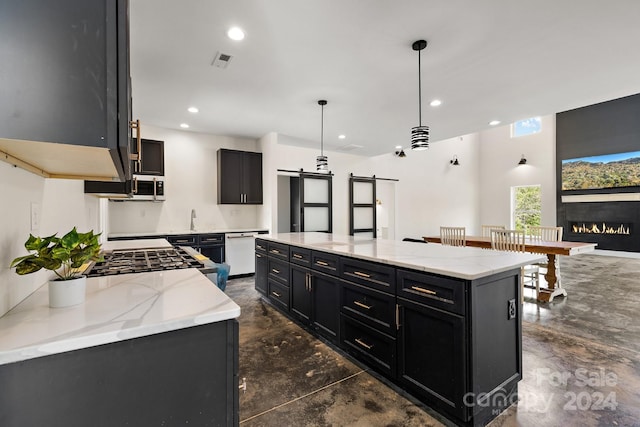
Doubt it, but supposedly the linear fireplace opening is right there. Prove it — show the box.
[570,222,632,235]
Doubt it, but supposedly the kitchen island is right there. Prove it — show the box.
[255,233,544,427]
[0,245,240,427]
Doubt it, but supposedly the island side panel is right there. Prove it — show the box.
[0,320,239,427]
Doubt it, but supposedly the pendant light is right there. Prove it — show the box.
[316,99,329,172]
[411,40,429,150]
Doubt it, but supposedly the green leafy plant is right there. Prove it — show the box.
[10,228,103,281]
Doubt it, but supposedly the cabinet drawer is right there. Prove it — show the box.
[167,234,197,246]
[397,269,466,316]
[267,241,289,261]
[268,279,290,311]
[311,251,339,274]
[268,258,290,286]
[341,280,396,336]
[340,314,396,378]
[289,246,311,267]
[255,239,268,253]
[198,234,224,245]
[340,257,396,294]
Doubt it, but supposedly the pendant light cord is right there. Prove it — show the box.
[321,103,324,156]
[417,48,422,127]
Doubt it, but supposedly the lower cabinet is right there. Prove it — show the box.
[397,297,467,421]
[254,252,267,295]
[256,239,522,427]
[290,264,340,343]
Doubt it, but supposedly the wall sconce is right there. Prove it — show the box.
[518,154,527,165]
[450,155,460,166]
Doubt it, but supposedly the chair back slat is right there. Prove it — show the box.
[527,226,563,242]
[491,229,526,252]
[440,226,466,247]
[481,224,506,237]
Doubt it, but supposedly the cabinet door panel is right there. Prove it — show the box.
[217,149,243,204]
[243,152,263,204]
[254,253,267,295]
[398,297,467,420]
[200,245,224,264]
[311,270,339,342]
[290,265,312,324]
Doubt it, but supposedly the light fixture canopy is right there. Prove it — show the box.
[450,155,460,166]
[518,154,527,165]
[316,100,329,173]
[411,39,430,150]
[395,149,407,158]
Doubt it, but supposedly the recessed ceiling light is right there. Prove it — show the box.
[395,145,403,149]
[227,27,245,41]
[338,134,346,139]
[180,123,189,129]
[489,120,501,126]
[430,99,442,107]
[187,107,199,113]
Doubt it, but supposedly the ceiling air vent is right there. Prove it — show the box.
[212,52,233,69]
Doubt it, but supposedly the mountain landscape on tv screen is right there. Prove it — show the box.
[562,156,640,190]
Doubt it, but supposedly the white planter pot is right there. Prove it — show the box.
[48,276,87,308]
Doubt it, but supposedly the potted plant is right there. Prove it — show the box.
[10,227,103,308]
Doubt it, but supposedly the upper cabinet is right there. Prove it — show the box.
[217,149,263,204]
[0,0,132,181]
[134,138,165,176]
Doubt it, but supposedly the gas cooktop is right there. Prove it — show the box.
[86,247,205,277]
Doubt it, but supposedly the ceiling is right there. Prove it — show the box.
[130,0,640,157]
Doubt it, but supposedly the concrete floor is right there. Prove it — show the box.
[225,253,640,426]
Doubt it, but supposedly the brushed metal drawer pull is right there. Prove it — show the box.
[272,268,280,274]
[316,260,329,266]
[355,338,373,350]
[270,249,281,254]
[411,286,436,295]
[293,254,303,259]
[257,245,265,250]
[176,239,190,243]
[354,271,371,278]
[256,254,263,258]
[354,301,372,310]
[271,291,281,298]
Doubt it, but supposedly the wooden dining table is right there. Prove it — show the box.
[422,235,597,302]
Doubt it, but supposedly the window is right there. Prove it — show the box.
[511,117,541,137]
[512,185,541,231]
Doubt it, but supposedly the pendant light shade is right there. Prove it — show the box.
[316,100,329,173]
[411,40,430,150]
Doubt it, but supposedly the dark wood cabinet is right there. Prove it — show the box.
[254,252,268,295]
[197,234,225,263]
[256,239,523,427]
[290,265,340,343]
[397,297,467,420]
[217,149,263,204]
[0,0,132,181]
[136,138,165,176]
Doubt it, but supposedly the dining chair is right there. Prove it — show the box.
[490,229,539,302]
[440,226,466,247]
[527,225,564,287]
[481,224,506,237]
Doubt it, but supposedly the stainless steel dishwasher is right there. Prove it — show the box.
[225,232,257,276]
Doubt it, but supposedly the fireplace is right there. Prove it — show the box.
[560,201,640,252]
[570,222,631,235]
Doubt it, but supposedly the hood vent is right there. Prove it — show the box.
[212,52,233,69]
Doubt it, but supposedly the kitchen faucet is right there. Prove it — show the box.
[190,209,197,231]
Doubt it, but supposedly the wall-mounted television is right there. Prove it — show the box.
[562,151,640,191]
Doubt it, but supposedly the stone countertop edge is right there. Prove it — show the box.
[259,232,547,281]
[108,228,269,238]
[0,269,240,366]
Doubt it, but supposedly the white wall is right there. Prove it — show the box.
[478,115,556,228]
[0,162,100,316]
[108,125,261,234]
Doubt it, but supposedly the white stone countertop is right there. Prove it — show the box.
[0,268,240,365]
[101,238,173,251]
[260,232,547,281]
[109,228,269,238]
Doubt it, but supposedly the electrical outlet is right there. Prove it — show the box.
[30,202,40,231]
[507,299,516,320]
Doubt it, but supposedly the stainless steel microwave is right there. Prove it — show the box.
[132,175,165,201]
